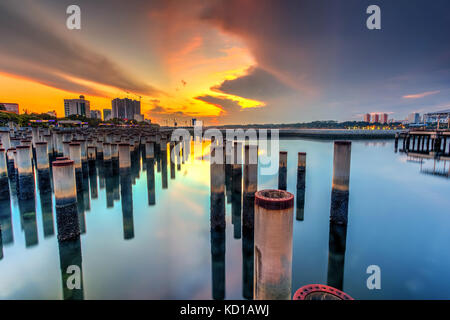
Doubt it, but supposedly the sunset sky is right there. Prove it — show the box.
[1,0,449,125]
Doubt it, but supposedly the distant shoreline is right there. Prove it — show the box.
[185,128,401,140]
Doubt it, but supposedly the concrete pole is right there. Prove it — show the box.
[232,142,242,239]
[0,148,10,200]
[35,142,51,193]
[0,131,11,150]
[296,152,306,221]
[52,160,80,241]
[210,143,225,300]
[69,142,83,191]
[119,143,134,240]
[242,144,258,299]
[16,145,35,200]
[103,142,112,162]
[254,189,294,300]
[327,141,351,290]
[278,151,288,191]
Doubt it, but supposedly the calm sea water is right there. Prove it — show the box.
[0,138,449,300]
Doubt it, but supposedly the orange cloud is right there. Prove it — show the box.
[403,90,440,99]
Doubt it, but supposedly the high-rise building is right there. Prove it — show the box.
[90,110,102,119]
[0,103,19,114]
[381,113,388,124]
[103,109,112,121]
[372,113,380,123]
[407,112,421,124]
[111,98,141,120]
[64,95,90,118]
[363,113,371,122]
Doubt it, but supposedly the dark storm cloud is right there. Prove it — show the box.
[0,1,161,96]
[201,0,450,119]
[212,67,294,100]
[195,95,243,114]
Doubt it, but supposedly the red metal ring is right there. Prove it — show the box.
[293,284,354,300]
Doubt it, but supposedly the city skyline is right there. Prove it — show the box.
[1,0,450,125]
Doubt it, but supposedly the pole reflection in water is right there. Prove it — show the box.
[88,158,98,199]
[327,141,351,291]
[40,190,55,238]
[18,197,38,248]
[169,142,176,180]
[242,144,258,300]
[58,236,84,300]
[119,143,134,240]
[0,200,13,245]
[210,143,225,300]
[296,152,306,221]
[161,141,168,189]
[146,141,155,206]
[232,142,242,239]
[225,140,232,204]
[254,190,294,300]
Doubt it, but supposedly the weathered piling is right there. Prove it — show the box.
[146,141,155,205]
[296,152,306,221]
[16,145,35,200]
[119,143,134,240]
[232,142,242,239]
[210,144,226,230]
[43,134,53,155]
[6,148,15,179]
[278,151,288,191]
[78,139,88,176]
[254,189,294,300]
[52,160,81,241]
[225,140,232,204]
[103,142,112,162]
[119,143,131,169]
[161,144,168,189]
[327,141,351,290]
[169,142,176,179]
[69,142,83,191]
[35,142,51,193]
[0,148,10,200]
[0,131,11,150]
[330,141,351,224]
[58,236,84,300]
[63,141,71,158]
[210,143,226,300]
[242,144,258,299]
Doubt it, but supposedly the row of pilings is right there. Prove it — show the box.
[395,130,450,155]
[209,140,352,300]
[0,125,179,299]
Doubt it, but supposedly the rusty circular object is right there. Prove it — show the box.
[255,189,294,210]
[293,284,353,300]
[52,160,74,167]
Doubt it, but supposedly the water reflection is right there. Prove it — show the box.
[58,236,84,300]
[1,134,450,300]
